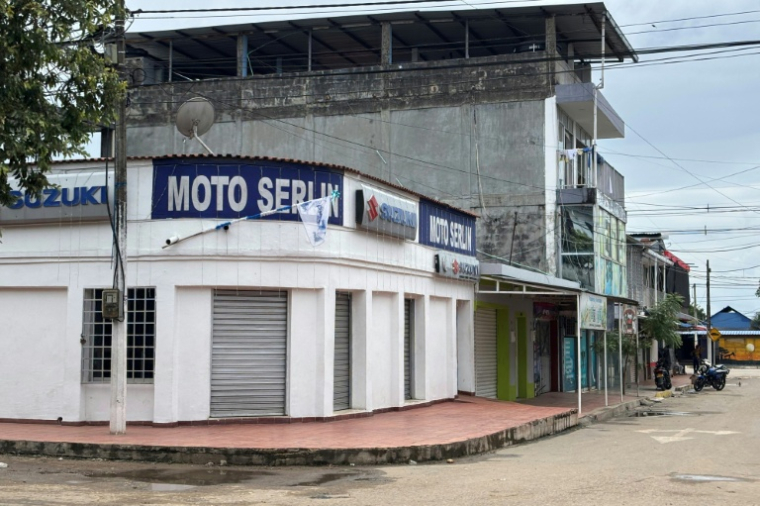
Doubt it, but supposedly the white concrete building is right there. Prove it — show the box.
[0,155,477,424]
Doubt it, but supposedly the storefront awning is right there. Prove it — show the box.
[479,263,580,296]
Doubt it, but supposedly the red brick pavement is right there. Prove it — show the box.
[0,397,571,451]
[519,374,692,415]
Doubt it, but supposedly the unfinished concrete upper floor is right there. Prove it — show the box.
[126,3,636,82]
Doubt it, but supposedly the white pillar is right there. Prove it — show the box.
[351,290,372,411]
[414,295,429,400]
[456,299,475,394]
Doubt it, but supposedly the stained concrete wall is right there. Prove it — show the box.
[126,54,555,273]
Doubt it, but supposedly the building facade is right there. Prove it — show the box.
[0,156,478,423]
[119,2,637,280]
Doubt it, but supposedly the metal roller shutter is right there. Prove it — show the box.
[334,292,352,411]
[474,307,498,398]
[404,299,414,400]
[211,290,288,417]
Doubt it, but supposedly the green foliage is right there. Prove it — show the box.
[751,312,760,331]
[0,0,124,205]
[688,303,706,321]
[640,293,684,349]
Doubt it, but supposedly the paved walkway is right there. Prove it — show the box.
[0,376,699,465]
[0,397,572,450]
[519,373,693,414]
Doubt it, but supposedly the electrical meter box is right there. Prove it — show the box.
[102,289,123,320]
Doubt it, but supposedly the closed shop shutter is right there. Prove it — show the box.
[474,307,498,398]
[334,292,352,411]
[404,299,414,400]
[211,290,288,417]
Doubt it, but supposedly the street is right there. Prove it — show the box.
[1,372,758,506]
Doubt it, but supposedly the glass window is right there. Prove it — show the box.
[81,288,156,383]
[562,207,594,254]
[618,221,626,262]
[562,255,595,291]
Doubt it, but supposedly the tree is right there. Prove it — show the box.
[592,331,638,395]
[688,302,706,322]
[751,312,760,331]
[0,1,123,206]
[640,293,684,349]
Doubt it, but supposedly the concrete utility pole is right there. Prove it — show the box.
[110,0,128,435]
[706,260,712,365]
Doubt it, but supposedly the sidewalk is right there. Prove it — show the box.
[518,373,693,424]
[0,379,688,466]
[0,397,577,466]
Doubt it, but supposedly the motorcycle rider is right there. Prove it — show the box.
[692,343,702,374]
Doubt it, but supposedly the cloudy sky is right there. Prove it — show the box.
[121,0,760,318]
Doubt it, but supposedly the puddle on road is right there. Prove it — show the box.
[293,473,356,487]
[630,411,697,417]
[83,468,271,488]
[672,474,752,483]
[150,483,197,492]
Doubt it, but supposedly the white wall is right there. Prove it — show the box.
[0,289,68,420]
[544,96,559,275]
[0,161,476,421]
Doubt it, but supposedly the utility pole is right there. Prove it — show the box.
[692,282,698,359]
[706,260,712,366]
[110,0,128,435]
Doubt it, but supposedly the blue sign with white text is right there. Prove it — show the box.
[419,199,476,256]
[151,159,343,224]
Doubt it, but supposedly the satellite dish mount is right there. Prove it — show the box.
[175,97,216,155]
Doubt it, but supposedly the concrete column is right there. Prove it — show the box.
[288,288,332,417]
[456,299,475,394]
[237,34,248,77]
[413,295,429,400]
[446,298,458,397]
[545,15,557,88]
[152,286,178,423]
[381,22,392,67]
[351,290,372,410]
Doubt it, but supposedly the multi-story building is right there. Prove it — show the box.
[120,2,636,281]
[109,3,642,404]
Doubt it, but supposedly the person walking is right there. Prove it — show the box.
[692,343,702,373]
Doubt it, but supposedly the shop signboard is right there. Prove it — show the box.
[151,159,343,224]
[580,293,607,330]
[0,171,113,224]
[355,184,418,240]
[419,199,476,256]
[563,337,577,392]
[623,305,638,335]
[434,251,479,282]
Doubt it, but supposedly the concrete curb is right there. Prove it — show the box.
[0,410,578,466]
[578,398,645,427]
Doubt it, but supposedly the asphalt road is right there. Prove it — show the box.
[1,371,758,506]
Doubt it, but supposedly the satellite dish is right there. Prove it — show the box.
[175,97,216,154]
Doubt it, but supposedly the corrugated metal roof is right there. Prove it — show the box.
[678,330,760,336]
[48,154,479,217]
[126,3,637,79]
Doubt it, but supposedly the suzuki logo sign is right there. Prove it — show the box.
[355,184,418,240]
[434,251,479,282]
[366,195,380,222]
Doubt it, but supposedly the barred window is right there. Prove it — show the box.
[81,288,156,383]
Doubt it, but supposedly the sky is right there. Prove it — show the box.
[117,0,760,318]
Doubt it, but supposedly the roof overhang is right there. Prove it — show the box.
[556,83,624,139]
[479,262,581,296]
[126,2,637,79]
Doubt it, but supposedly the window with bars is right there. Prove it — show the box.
[81,288,156,383]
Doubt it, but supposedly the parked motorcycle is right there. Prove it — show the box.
[654,358,672,390]
[692,361,730,392]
